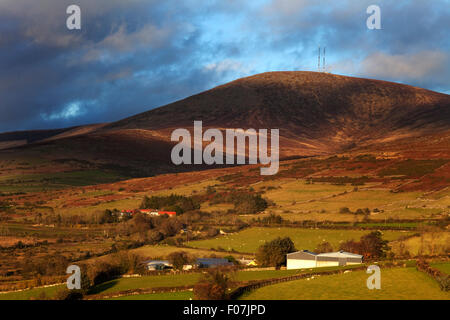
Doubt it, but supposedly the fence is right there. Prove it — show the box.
[229,265,368,299]
[86,285,194,300]
[416,259,449,291]
[229,260,418,300]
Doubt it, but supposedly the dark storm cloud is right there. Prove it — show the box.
[0,0,449,132]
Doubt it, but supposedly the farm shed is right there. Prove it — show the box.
[287,250,363,270]
[196,258,233,268]
[142,260,172,271]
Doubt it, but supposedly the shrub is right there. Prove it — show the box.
[54,288,84,300]
[207,228,219,237]
[159,218,183,237]
[259,213,283,224]
[339,207,351,214]
[147,230,164,243]
[314,242,333,253]
[194,269,231,300]
[359,231,389,259]
[22,253,69,276]
[339,231,389,260]
[234,194,268,214]
[87,262,122,287]
[437,275,450,292]
[416,259,449,291]
[140,194,200,214]
[256,237,296,268]
[223,255,238,265]
[99,209,119,224]
[206,186,216,195]
[378,159,448,178]
[167,251,191,270]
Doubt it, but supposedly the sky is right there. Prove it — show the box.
[0,0,449,132]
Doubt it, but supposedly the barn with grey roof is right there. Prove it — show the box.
[287,250,363,270]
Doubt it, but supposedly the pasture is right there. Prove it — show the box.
[90,269,329,297]
[0,284,65,300]
[389,232,449,256]
[89,273,202,295]
[431,262,450,274]
[108,290,193,300]
[241,267,450,300]
[186,227,412,253]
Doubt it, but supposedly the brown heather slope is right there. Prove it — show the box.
[0,71,449,178]
[105,71,450,156]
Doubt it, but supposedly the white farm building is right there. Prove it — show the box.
[287,250,363,270]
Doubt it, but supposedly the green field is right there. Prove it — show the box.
[90,268,348,297]
[256,179,446,221]
[1,269,304,300]
[234,265,364,282]
[108,290,193,300]
[186,227,412,253]
[241,267,450,300]
[355,222,420,229]
[90,270,302,296]
[0,284,65,300]
[89,273,202,295]
[390,232,449,256]
[234,269,301,282]
[431,262,450,275]
[128,244,253,260]
[261,180,355,204]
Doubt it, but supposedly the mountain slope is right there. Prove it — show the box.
[0,124,107,150]
[0,71,449,178]
[105,71,450,156]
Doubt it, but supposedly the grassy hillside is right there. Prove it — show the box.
[241,267,450,300]
[89,273,201,295]
[431,262,450,274]
[0,284,65,300]
[107,290,193,300]
[186,227,412,253]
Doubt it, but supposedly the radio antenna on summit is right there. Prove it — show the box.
[318,46,321,71]
[323,47,326,72]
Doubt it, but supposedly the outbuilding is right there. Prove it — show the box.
[286,250,363,270]
[196,258,233,268]
[142,260,172,271]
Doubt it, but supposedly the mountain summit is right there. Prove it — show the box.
[106,71,450,155]
[1,71,449,175]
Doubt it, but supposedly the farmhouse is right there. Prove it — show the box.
[238,258,257,266]
[140,209,177,217]
[286,250,363,270]
[119,209,134,218]
[120,209,177,217]
[155,211,177,217]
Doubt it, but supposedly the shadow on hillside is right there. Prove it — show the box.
[88,279,119,295]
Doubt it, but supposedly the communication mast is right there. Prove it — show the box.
[318,46,321,71]
[317,46,327,72]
